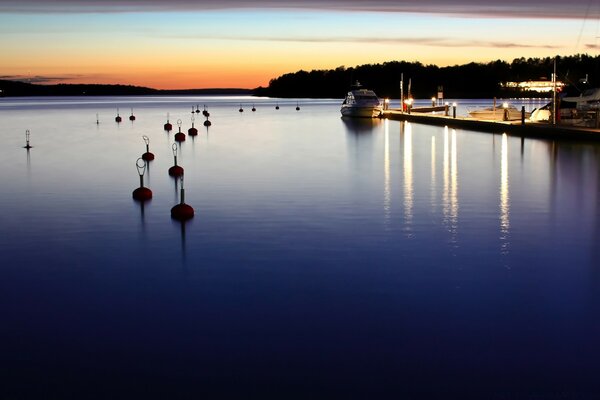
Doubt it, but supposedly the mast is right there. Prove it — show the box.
[400,73,404,112]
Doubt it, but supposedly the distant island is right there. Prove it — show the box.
[0,80,252,97]
[2,54,598,99]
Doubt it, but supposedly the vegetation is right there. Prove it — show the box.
[2,55,598,98]
[0,80,252,97]
[256,54,600,99]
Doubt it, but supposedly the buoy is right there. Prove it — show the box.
[191,106,195,114]
[195,104,200,114]
[132,158,152,201]
[202,105,210,117]
[174,119,186,142]
[115,108,122,123]
[164,113,172,131]
[129,108,136,121]
[141,135,154,161]
[239,104,243,113]
[188,116,198,136]
[296,102,300,111]
[96,113,100,124]
[171,176,194,220]
[168,143,184,177]
[275,103,279,110]
[24,129,32,149]
[252,104,256,112]
[203,119,211,127]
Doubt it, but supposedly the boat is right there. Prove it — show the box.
[561,87,600,111]
[341,82,383,118]
[468,103,530,121]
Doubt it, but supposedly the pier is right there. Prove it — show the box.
[382,109,600,142]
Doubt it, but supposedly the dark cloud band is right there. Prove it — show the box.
[0,0,597,19]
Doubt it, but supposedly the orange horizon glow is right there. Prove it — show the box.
[1,6,598,89]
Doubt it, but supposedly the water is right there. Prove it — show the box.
[1,96,599,399]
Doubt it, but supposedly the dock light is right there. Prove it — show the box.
[502,102,509,108]
[452,102,457,119]
[384,98,390,110]
[431,97,436,107]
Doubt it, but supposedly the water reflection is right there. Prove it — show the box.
[431,136,436,210]
[341,116,381,136]
[383,119,391,228]
[500,133,510,256]
[443,127,459,244]
[402,122,413,234]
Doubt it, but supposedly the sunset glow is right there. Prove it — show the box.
[1,1,598,89]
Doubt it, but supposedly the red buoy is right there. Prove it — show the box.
[141,135,154,161]
[188,116,198,136]
[133,186,152,201]
[169,165,184,176]
[132,158,152,201]
[171,176,194,220]
[203,119,211,127]
[239,104,243,112]
[202,105,210,117]
[174,119,185,142]
[171,203,194,220]
[164,113,173,131]
[129,108,136,121]
[169,143,184,176]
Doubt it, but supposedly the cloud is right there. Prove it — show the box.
[166,33,561,49]
[0,74,83,84]
[0,0,597,19]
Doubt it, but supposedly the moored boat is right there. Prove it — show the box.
[341,82,383,118]
[469,103,530,121]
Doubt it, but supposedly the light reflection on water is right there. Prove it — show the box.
[1,96,600,398]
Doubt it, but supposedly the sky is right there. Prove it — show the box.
[0,0,599,89]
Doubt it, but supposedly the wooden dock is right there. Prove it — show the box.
[382,109,600,142]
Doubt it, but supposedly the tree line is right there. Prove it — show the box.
[255,54,600,99]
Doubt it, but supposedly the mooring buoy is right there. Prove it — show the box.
[174,119,186,142]
[129,108,136,121]
[171,176,194,220]
[188,116,198,136]
[164,113,173,131]
[115,108,122,123]
[141,135,154,161]
[24,129,32,149]
[132,158,152,201]
[168,143,184,177]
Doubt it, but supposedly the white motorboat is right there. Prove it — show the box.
[561,87,600,111]
[469,103,530,121]
[341,82,383,118]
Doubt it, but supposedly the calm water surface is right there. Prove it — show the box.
[1,96,599,399]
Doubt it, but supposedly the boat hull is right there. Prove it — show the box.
[469,108,530,121]
[340,105,383,118]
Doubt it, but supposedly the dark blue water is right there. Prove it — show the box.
[1,96,599,399]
